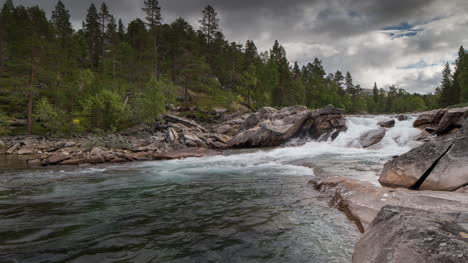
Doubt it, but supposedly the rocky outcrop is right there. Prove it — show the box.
[414,109,447,128]
[353,206,468,263]
[378,139,454,189]
[359,127,386,148]
[414,107,468,136]
[435,107,468,135]
[380,118,468,191]
[311,176,468,232]
[377,118,395,128]
[229,105,346,148]
[2,105,346,166]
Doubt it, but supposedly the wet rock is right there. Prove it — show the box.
[229,105,346,148]
[377,118,395,128]
[398,114,408,121]
[27,159,42,167]
[414,109,446,127]
[353,205,468,263]
[436,107,468,135]
[47,152,71,165]
[311,176,468,233]
[379,139,453,189]
[153,148,221,160]
[6,143,20,154]
[359,127,386,148]
[17,146,35,155]
[420,130,468,191]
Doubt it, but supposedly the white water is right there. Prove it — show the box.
[0,115,423,263]
[121,115,422,186]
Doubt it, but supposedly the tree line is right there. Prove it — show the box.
[0,0,460,136]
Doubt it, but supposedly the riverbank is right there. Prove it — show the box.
[1,105,468,262]
[0,105,346,167]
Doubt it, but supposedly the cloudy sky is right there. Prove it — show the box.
[4,0,468,93]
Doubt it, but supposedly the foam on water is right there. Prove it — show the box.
[125,115,422,185]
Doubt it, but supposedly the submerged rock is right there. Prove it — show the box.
[353,205,468,263]
[153,148,221,160]
[359,127,386,148]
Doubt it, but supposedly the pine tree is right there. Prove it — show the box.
[84,4,101,69]
[118,19,125,40]
[199,5,220,44]
[244,40,258,67]
[373,83,379,103]
[51,0,73,47]
[345,71,356,96]
[453,46,466,103]
[439,63,453,107]
[142,0,162,78]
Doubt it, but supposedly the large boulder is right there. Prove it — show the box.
[420,121,468,191]
[380,118,468,191]
[47,152,71,165]
[397,114,408,121]
[359,127,386,148]
[414,109,446,127]
[229,105,346,148]
[311,176,468,233]
[377,118,395,128]
[436,107,468,135]
[353,206,468,263]
[379,139,453,189]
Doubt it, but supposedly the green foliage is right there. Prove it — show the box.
[1,1,460,137]
[33,97,70,135]
[0,111,11,136]
[81,89,129,131]
[134,78,168,123]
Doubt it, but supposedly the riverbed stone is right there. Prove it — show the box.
[359,127,386,148]
[353,205,468,263]
[398,114,408,121]
[414,109,446,127]
[153,148,221,160]
[377,118,395,128]
[378,139,453,189]
[436,107,468,135]
[47,152,71,165]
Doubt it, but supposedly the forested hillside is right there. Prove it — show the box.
[0,0,465,136]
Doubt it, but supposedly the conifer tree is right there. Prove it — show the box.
[51,0,73,47]
[84,4,101,69]
[439,63,453,107]
[142,0,162,78]
[199,5,220,44]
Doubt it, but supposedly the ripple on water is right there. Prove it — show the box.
[0,161,360,263]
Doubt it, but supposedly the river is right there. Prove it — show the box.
[0,116,421,263]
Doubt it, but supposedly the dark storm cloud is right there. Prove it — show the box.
[2,0,468,93]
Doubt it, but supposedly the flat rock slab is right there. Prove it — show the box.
[311,176,468,232]
[353,205,468,263]
[153,148,222,160]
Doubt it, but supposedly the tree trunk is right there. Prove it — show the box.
[27,69,34,135]
[153,28,158,79]
[184,72,190,105]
